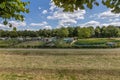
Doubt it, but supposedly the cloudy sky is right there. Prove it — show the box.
[0,0,120,30]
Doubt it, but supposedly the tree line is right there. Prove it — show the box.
[0,25,120,38]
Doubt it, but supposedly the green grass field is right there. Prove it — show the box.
[0,49,120,80]
[75,38,120,45]
[1,38,120,48]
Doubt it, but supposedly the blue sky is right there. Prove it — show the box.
[0,0,120,30]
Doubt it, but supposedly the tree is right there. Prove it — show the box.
[0,0,29,24]
[28,31,39,37]
[13,27,17,32]
[51,29,59,37]
[87,26,95,37]
[77,27,91,38]
[104,25,120,37]
[95,26,101,38]
[101,26,106,37]
[0,30,9,37]
[67,27,74,37]
[57,27,69,38]
[53,0,120,13]
[73,27,80,37]
[8,27,18,38]
[114,27,120,37]
[9,31,18,38]
[41,29,52,37]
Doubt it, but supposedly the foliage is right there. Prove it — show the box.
[54,39,71,48]
[95,26,101,38]
[1,26,120,38]
[67,27,74,37]
[52,0,120,13]
[57,27,69,38]
[0,0,29,25]
[77,27,91,38]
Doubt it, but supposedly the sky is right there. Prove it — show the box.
[0,0,120,30]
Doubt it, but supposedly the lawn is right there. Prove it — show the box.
[75,38,120,45]
[0,39,20,48]
[74,38,120,48]
[0,49,120,80]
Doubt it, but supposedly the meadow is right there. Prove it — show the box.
[1,38,120,48]
[0,49,120,80]
[74,38,120,48]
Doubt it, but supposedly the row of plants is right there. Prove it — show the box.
[0,38,120,48]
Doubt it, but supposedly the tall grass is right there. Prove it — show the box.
[0,49,120,80]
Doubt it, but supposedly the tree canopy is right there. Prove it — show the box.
[0,0,29,24]
[0,25,120,38]
[53,0,120,13]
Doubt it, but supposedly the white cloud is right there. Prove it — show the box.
[49,2,56,11]
[0,21,26,28]
[98,10,120,19]
[9,21,26,27]
[30,21,52,29]
[42,10,48,14]
[48,1,86,27]
[43,25,52,29]
[102,22,120,26]
[80,21,100,27]
[109,18,120,22]
[59,19,77,26]
[89,10,120,22]
[0,24,10,30]
[79,20,120,27]
[0,24,6,28]
[30,21,48,27]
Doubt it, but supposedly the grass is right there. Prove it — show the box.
[1,38,120,48]
[0,40,44,48]
[0,49,120,80]
[74,38,120,48]
[75,38,120,45]
[15,41,44,48]
[0,39,21,48]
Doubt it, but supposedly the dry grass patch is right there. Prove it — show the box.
[0,49,120,80]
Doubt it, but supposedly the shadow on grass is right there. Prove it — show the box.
[0,68,120,76]
[1,51,119,56]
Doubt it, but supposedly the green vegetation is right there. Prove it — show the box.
[1,38,120,48]
[16,41,44,48]
[0,0,29,25]
[0,40,46,48]
[53,0,120,13]
[0,39,21,48]
[74,38,120,48]
[0,49,120,80]
[1,26,120,38]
